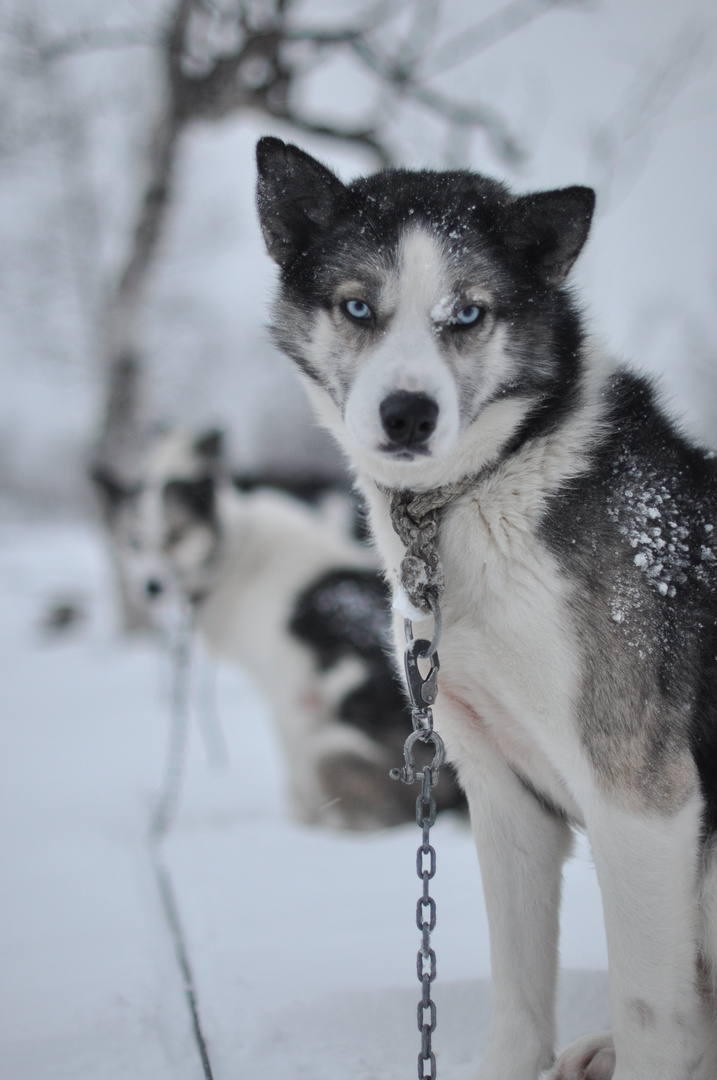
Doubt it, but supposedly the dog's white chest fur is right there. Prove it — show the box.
[365,467,587,824]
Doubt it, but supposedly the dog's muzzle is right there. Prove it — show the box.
[380,392,438,452]
[145,578,164,599]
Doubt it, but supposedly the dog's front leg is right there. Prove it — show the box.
[460,747,573,1080]
[582,793,709,1080]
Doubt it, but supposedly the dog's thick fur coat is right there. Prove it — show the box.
[256,137,717,1079]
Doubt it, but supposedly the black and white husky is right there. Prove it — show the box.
[256,137,717,1079]
[94,428,463,830]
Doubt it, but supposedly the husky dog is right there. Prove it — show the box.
[94,428,464,829]
[255,136,717,1079]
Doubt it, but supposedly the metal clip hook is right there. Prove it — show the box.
[404,637,440,708]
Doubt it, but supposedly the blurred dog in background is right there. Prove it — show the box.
[93,428,464,829]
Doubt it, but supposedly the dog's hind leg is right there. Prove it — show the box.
[574,792,710,1080]
[458,743,573,1080]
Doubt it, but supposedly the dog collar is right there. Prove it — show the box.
[379,473,478,617]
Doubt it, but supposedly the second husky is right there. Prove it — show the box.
[95,428,464,829]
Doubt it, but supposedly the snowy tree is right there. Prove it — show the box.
[2,0,716,618]
[22,0,581,488]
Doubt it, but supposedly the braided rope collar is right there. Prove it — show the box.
[381,472,479,617]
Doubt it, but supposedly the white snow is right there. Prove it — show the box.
[430,297,455,323]
[0,517,610,1078]
[392,583,427,623]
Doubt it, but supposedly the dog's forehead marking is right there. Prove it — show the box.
[391,226,493,327]
[127,483,165,550]
[145,431,198,483]
[396,228,451,316]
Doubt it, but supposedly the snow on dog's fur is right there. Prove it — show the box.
[256,137,717,1079]
[94,428,464,830]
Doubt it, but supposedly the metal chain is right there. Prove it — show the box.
[383,476,475,1077]
[391,605,446,1080]
[417,765,438,1080]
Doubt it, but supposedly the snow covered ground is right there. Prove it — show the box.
[3,2,715,1072]
[0,516,610,1079]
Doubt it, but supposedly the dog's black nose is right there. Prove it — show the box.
[380,392,438,448]
[145,579,164,599]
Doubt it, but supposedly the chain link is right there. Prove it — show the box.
[391,613,445,1080]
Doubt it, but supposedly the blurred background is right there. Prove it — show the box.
[1,2,715,1078]
[2,0,716,514]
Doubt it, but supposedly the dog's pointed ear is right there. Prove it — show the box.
[165,477,216,521]
[194,428,224,460]
[256,137,348,267]
[90,463,135,519]
[505,186,595,286]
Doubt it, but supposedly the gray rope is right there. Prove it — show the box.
[148,604,216,1080]
[149,605,195,842]
[150,848,215,1080]
[384,474,477,614]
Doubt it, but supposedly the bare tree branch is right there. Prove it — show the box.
[38,0,535,168]
[422,0,588,80]
[92,0,402,490]
[36,0,564,418]
[587,22,712,210]
[388,0,441,77]
[281,0,412,47]
[271,110,392,166]
[28,0,561,534]
[66,0,567,485]
[38,24,158,62]
[348,34,525,163]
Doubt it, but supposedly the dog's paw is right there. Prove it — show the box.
[544,1031,615,1080]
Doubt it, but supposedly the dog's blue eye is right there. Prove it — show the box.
[456,305,482,325]
[344,299,372,321]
